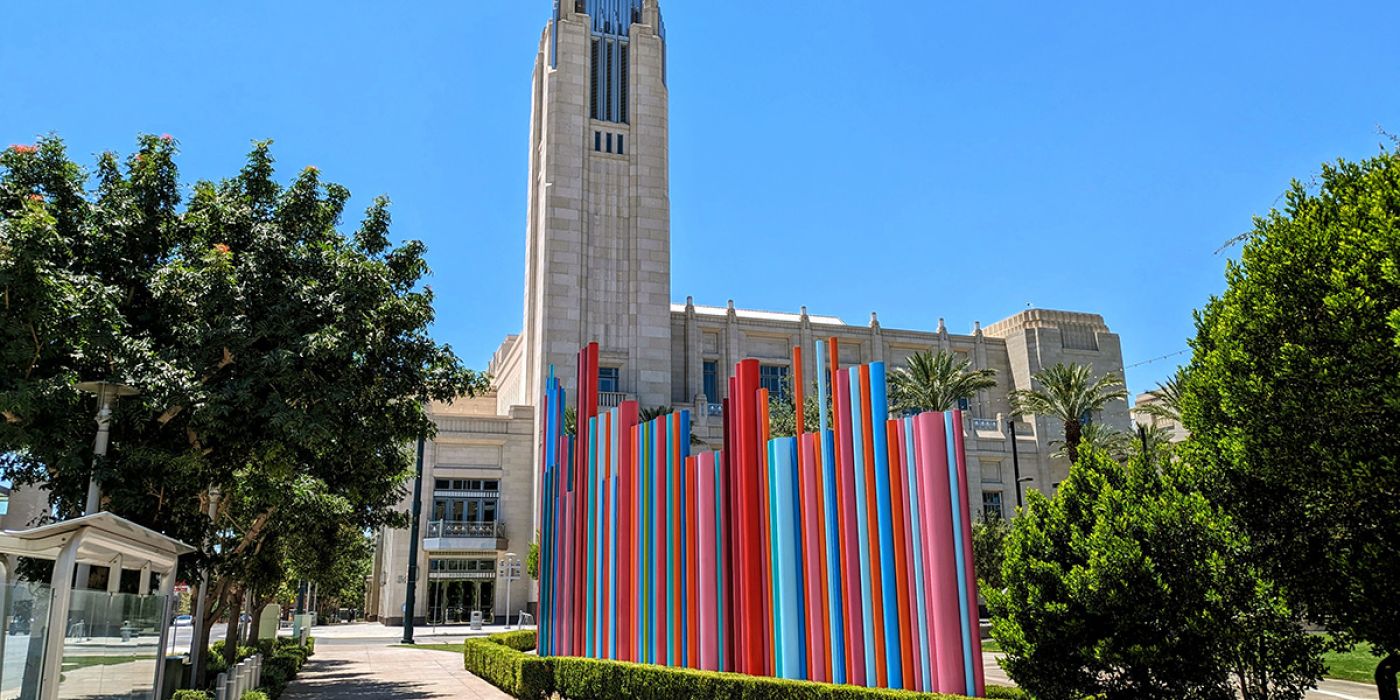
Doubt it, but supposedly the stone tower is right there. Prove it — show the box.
[516,0,672,411]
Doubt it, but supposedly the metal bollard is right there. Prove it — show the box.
[214,672,227,700]
[233,661,245,699]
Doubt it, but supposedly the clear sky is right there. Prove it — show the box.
[5,1,1399,396]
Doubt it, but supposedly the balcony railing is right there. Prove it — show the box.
[598,391,629,408]
[426,521,507,540]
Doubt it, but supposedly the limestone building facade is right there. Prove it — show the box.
[369,0,1131,625]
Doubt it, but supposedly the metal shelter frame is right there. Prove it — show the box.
[0,512,194,700]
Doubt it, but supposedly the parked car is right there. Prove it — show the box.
[173,615,193,626]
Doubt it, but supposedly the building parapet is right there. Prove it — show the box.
[982,309,1110,339]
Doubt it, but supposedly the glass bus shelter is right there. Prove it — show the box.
[0,512,193,700]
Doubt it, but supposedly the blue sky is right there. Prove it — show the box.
[4,1,1399,396]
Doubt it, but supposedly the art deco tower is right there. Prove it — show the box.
[514,0,672,411]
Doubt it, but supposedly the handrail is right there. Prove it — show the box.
[426,521,507,539]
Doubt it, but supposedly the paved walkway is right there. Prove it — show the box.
[281,644,509,700]
[287,625,1377,700]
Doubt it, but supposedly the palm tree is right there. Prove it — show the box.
[1010,363,1127,465]
[1051,422,1130,462]
[1131,422,1177,461]
[889,349,998,415]
[1135,367,1186,425]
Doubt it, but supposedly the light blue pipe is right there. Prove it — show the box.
[849,367,876,682]
[869,363,903,688]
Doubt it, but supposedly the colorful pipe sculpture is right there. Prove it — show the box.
[537,340,985,696]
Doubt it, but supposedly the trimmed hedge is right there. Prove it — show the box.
[173,691,212,700]
[463,631,1028,700]
[463,632,553,699]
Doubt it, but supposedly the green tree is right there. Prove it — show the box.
[527,539,540,581]
[1135,367,1187,425]
[0,136,484,679]
[1009,363,1127,465]
[1183,149,1400,671]
[1131,422,1177,463]
[972,514,1009,590]
[767,391,820,439]
[1050,422,1130,462]
[988,449,1322,700]
[889,349,997,414]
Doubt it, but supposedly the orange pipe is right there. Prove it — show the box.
[860,365,887,687]
[887,419,916,679]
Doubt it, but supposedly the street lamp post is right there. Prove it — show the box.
[74,381,139,515]
[401,435,427,644]
[73,382,138,593]
[500,553,520,629]
[1007,418,1025,509]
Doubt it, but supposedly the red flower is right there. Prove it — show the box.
[26,194,43,203]
[160,133,173,142]
[213,243,231,255]
[10,144,37,154]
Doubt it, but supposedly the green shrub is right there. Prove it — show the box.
[173,691,211,700]
[550,656,1017,700]
[259,663,291,697]
[462,629,1027,700]
[463,633,553,699]
[240,692,270,700]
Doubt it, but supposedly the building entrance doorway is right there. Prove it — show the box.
[427,579,495,625]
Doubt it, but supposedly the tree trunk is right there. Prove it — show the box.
[194,581,227,690]
[1377,653,1399,700]
[221,586,244,670]
[246,592,265,644]
[1064,418,1082,465]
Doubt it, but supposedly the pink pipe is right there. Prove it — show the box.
[800,433,827,681]
[917,412,961,693]
[896,420,923,692]
[697,451,718,670]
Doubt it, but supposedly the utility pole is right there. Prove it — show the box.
[1008,418,1024,509]
[401,435,427,644]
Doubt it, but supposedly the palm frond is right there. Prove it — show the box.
[1135,367,1186,424]
[889,349,998,414]
[1009,363,1127,423]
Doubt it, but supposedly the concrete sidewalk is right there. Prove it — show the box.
[305,621,527,639]
[280,644,509,700]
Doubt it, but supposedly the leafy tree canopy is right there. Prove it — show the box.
[989,449,1322,700]
[1183,148,1400,657]
[0,135,484,668]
